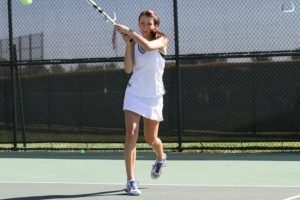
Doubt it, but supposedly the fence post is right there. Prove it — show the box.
[8,0,18,150]
[173,0,182,152]
[251,65,257,135]
[13,44,27,149]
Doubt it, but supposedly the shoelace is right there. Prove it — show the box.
[153,161,166,173]
[128,181,138,190]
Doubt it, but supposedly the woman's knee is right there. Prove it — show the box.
[125,125,139,144]
[126,129,137,138]
[144,135,156,146]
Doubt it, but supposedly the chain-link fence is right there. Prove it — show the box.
[1,0,300,151]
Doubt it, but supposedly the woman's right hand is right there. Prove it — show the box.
[114,24,133,45]
[122,33,133,45]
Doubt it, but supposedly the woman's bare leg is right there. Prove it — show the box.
[124,110,140,181]
[143,118,164,160]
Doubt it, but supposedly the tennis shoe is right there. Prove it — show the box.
[125,180,142,196]
[151,153,167,179]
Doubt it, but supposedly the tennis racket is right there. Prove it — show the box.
[85,0,133,43]
[86,0,117,25]
[282,1,295,13]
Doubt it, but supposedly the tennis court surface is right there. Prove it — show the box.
[0,151,300,200]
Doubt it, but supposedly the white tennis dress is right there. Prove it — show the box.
[123,44,166,121]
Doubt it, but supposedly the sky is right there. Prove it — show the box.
[1,0,300,61]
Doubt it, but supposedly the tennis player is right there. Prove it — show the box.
[115,10,168,196]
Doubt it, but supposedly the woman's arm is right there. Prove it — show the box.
[128,30,167,52]
[115,24,168,52]
[124,41,135,74]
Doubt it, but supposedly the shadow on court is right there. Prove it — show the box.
[1,185,150,200]
[2,189,127,200]
[1,184,300,200]
[2,188,149,200]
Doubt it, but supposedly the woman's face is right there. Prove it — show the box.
[139,15,157,39]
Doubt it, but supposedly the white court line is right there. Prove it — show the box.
[0,181,300,188]
[282,195,300,200]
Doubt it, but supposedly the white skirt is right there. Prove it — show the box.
[123,90,164,121]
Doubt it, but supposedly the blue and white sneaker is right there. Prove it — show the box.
[125,180,142,196]
[151,153,167,179]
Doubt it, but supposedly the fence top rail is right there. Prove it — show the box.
[1,49,300,66]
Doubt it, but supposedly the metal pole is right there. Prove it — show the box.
[41,32,44,59]
[251,65,257,135]
[13,44,27,149]
[18,36,22,61]
[173,0,182,152]
[8,0,18,150]
[0,40,2,60]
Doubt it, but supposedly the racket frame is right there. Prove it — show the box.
[282,1,295,13]
[86,0,117,25]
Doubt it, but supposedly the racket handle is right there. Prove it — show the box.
[121,33,133,42]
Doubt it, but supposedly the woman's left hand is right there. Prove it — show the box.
[114,24,130,34]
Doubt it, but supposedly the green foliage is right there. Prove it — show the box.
[291,48,300,60]
[251,56,272,62]
[104,63,118,70]
[180,58,228,65]
[74,63,118,72]
[74,63,89,72]
[50,64,66,74]
[21,65,50,76]
[0,58,10,79]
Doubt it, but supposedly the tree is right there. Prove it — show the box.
[104,63,118,70]
[21,65,50,76]
[0,58,10,79]
[50,64,66,74]
[75,63,89,72]
[90,64,105,71]
[251,56,272,62]
[179,58,228,65]
[291,48,300,61]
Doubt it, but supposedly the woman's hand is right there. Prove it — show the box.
[122,33,133,45]
[114,24,133,45]
[114,24,130,35]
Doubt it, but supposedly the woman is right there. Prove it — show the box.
[115,9,168,196]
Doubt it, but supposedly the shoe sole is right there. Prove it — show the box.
[124,189,142,196]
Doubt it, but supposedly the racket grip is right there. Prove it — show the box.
[121,33,133,42]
